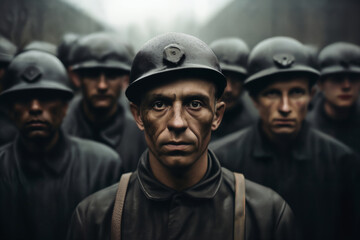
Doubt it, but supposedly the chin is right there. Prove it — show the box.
[161,155,196,170]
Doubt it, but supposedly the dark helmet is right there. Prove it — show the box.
[57,33,80,68]
[68,32,132,72]
[0,50,73,100]
[20,41,57,56]
[209,38,249,77]
[245,36,320,89]
[0,36,17,65]
[126,32,226,103]
[318,42,360,77]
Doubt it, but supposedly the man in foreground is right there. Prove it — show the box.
[67,32,297,240]
[0,50,123,240]
[211,37,360,240]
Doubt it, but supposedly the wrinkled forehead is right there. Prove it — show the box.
[142,77,217,101]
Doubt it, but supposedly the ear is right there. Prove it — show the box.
[68,68,81,88]
[130,102,144,131]
[211,100,225,131]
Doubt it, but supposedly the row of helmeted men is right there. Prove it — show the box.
[0,32,359,240]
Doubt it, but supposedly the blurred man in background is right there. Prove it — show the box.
[0,50,122,240]
[211,37,360,240]
[209,38,258,141]
[0,35,18,146]
[63,32,146,172]
[307,42,360,154]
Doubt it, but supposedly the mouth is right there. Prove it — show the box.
[26,120,48,129]
[338,94,353,100]
[273,119,296,126]
[162,141,192,151]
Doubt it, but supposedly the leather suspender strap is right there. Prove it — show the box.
[111,172,132,240]
[234,172,246,240]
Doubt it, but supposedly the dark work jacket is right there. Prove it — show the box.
[62,97,147,172]
[0,132,123,240]
[307,94,360,154]
[212,93,258,142]
[210,121,360,240]
[67,150,298,240]
[0,106,17,147]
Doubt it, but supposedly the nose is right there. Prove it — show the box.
[97,74,109,91]
[224,79,233,93]
[278,95,292,116]
[29,99,42,115]
[167,103,188,133]
[341,78,351,89]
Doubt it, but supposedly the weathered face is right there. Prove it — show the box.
[253,77,311,138]
[221,71,244,110]
[319,73,360,109]
[79,68,128,111]
[10,91,68,142]
[132,78,224,171]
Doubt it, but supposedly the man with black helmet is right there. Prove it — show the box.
[0,35,18,146]
[0,50,123,240]
[62,32,146,172]
[211,37,360,240]
[67,32,297,240]
[209,38,258,141]
[307,42,360,153]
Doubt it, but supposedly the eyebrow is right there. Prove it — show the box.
[146,93,210,103]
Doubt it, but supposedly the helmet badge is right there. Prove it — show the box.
[21,66,42,83]
[273,54,295,68]
[163,44,185,65]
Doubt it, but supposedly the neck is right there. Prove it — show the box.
[82,100,118,124]
[324,101,352,120]
[20,131,60,154]
[148,150,209,191]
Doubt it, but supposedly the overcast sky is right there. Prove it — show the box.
[63,0,233,30]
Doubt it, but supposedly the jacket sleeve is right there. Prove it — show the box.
[274,201,302,240]
[67,207,87,240]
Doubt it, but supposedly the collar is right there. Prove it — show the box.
[14,130,71,177]
[252,120,311,161]
[137,149,223,201]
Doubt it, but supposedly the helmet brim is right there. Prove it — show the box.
[320,66,360,77]
[71,60,131,72]
[126,65,226,104]
[0,80,74,100]
[244,65,320,88]
[220,63,247,76]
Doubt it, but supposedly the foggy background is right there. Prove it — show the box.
[0,0,359,51]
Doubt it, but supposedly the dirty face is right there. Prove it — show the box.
[319,73,360,109]
[10,91,68,142]
[253,77,311,139]
[79,68,128,112]
[132,78,224,171]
